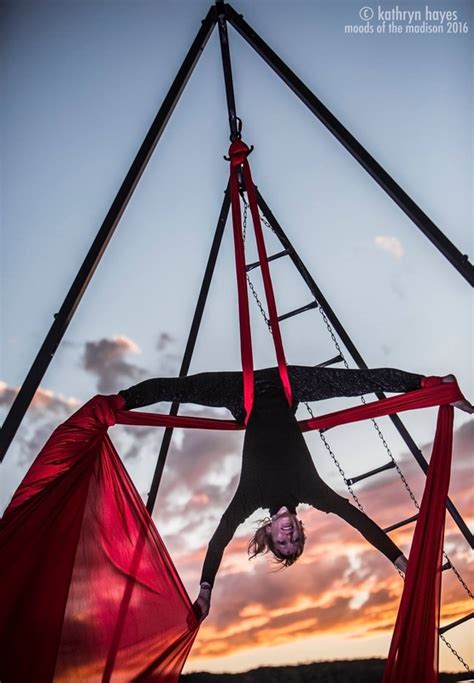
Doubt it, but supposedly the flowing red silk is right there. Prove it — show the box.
[229,144,254,424]
[383,403,454,683]
[0,381,463,681]
[0,395,198,683]
[228,140,293,412]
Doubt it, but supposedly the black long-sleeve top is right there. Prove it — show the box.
[120,366,423,586]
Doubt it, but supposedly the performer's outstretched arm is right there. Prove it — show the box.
[119,371,245,419]
[195,491,251,620]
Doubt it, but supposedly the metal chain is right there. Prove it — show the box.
[317,308,419,500]
[313,285,473,661]
[316,302,473,600]
[304,400,365,513]
[241,195,248,240]
[241,194,473,615]
[248,279,271,329]
[439,632,472,672]
[446,554,474,599]
[242,199,272,330]
[364,408,420,510]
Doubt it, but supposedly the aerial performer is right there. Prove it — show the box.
[119,366,473,621]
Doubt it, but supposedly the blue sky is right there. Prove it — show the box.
[1,0,473,674]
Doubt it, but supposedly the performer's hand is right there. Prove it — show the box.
[193,584,212,622]
[442,375,474,414]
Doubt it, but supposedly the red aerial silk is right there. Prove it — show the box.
[0,379,462,682]
[382,379,455,683]
[228,139,293,417]
[0,394,198,683]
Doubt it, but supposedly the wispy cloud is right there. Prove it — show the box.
[374,235,404,259]
[82,335,146,392]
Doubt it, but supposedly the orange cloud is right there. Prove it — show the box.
[0,381,80,413]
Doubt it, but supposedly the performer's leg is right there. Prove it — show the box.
[289,365,423,403]
[120,371,244,417]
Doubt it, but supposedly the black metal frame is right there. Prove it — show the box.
[224,3,473,286]
[146,186,230,513]
[0,7,219,460]
[2,0,472,550]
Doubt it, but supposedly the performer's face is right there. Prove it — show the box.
[267,506,302,557]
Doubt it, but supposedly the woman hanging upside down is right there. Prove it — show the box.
[120,366,472,621]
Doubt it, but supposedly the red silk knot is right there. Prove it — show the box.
[228,139,251,166]
[421,375,443,388]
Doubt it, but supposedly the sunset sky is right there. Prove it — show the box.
[1,0,473,675]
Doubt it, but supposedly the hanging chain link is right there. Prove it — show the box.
[316,302,473,601]
[304,400,365,512]
[316,308,420,504]
[446,555,474,600]
[439,632,472,672]
[242,199,272,330]
[239,193,473,662]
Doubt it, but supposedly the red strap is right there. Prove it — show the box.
[229,142,254,424]
[242,155,293,406]
[228,140,293,409]
[116,409,242,431]
[421,375,443,388]
[299,381,462,432]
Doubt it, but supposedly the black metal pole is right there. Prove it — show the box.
[225,3,474,287]
[0,7,218,462]
[256,188,474,549]
[146,186,231,515]
[216,0,241,141]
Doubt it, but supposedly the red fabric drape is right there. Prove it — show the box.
[0,395,198,683]
[299,381,461,431]
[382,403,454,683]
[229,143,254,423]
[228,140,293,412]
[0,381,463,681]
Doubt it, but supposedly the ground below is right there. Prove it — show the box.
[181,658,473,682]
